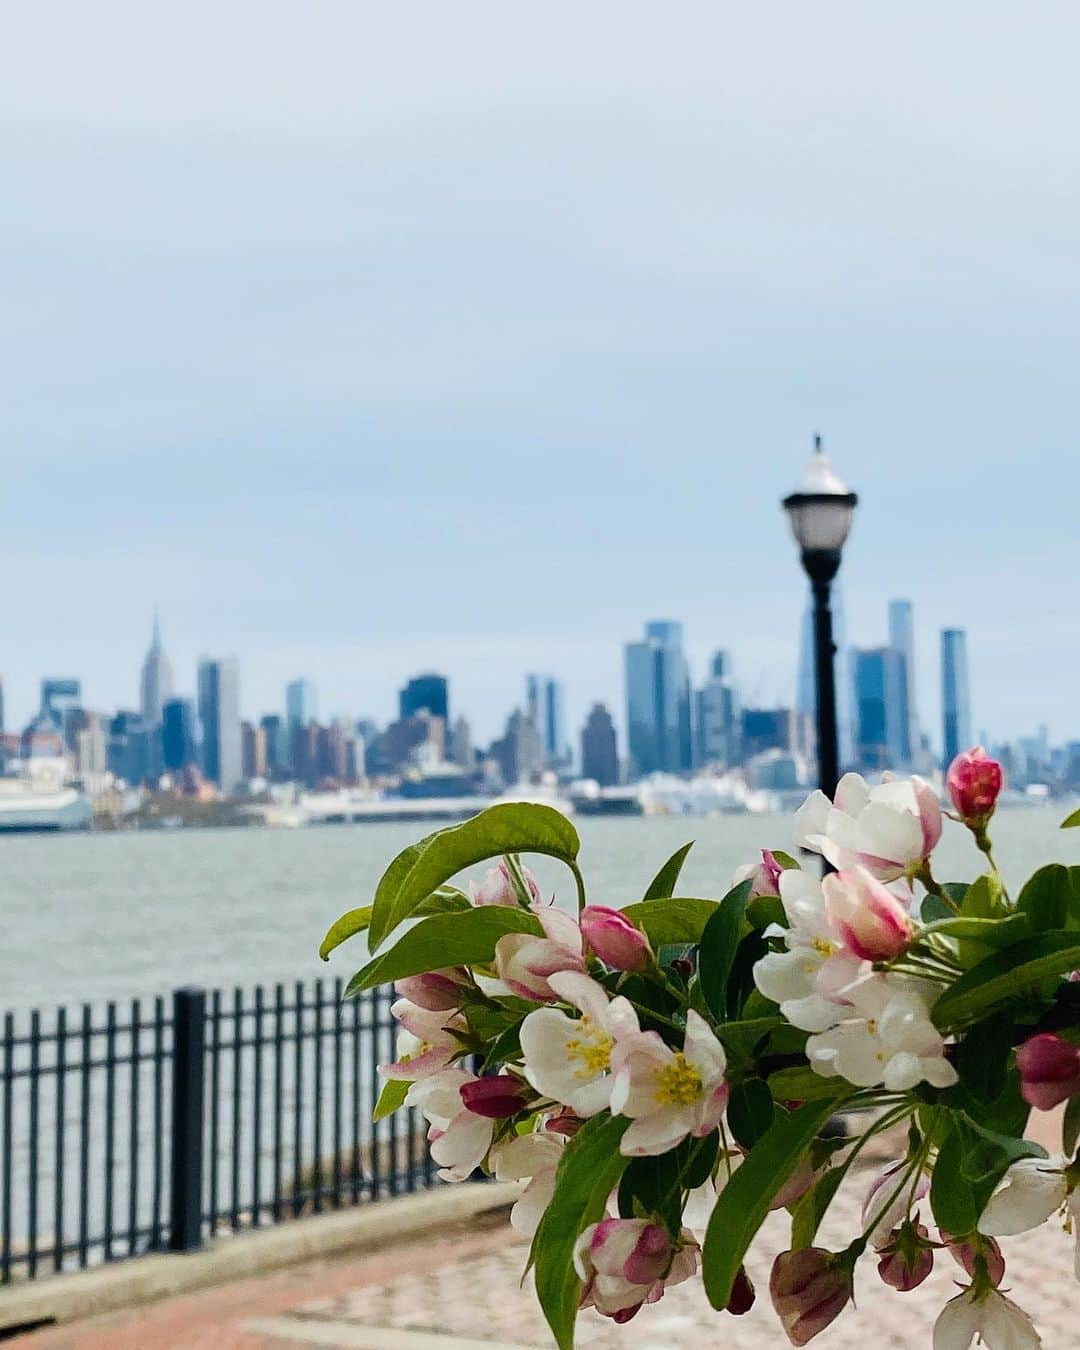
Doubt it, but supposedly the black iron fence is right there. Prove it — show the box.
[0,980,436,1283]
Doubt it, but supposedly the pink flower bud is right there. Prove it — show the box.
[769,1248,852,1345]
[580,906,653,972]
[1016,1033,1080,1110]
[458,1074,530,1119]
[823,866,913,962]
[395,967,470,1012]
[733,850,784,899]
[470,859,541,907]
[544,1110,583,1137]
[877,1222,934,1291]
[947,747,1004,824]
[726,1264,756,1315]
[943,1231,1006,1287]
[770,1155,820,1211]
[573,1218,691,1322]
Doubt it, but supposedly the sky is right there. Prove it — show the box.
[2,2,1079,751]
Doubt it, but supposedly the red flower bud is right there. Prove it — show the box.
[726,1264,756,1315]
[770,1248,852,1345]
[458,1075,530,1119]
[943,1231,1006,1288]
[876,1221,934,1291]
[946,747,1003,824]
[1016,1033,1080,1110]
[580,906,653,972]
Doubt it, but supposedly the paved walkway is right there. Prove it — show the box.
[19,1149,1080,1347]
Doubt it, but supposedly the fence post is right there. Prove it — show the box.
[169,987,206,1253]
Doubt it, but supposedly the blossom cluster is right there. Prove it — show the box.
[322,748,1080,1348]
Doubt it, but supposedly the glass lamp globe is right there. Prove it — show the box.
[782,436,858,554]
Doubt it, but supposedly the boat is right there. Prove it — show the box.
[0,777,93,832]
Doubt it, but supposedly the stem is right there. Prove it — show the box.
[568,860,588,913]
[916,863,956,910]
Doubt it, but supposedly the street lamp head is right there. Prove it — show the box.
[782,434,858,566]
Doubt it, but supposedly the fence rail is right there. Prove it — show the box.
[0,979,436,1283]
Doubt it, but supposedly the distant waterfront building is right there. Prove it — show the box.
[162,698,198,772]
[285,679,317,734]
[526,674,567,768]
[198,657,242,794]
[368,710,445,776]
[695,650,740,768]
[888,599,919,766]
[492,708,543,786]
[241,720,268,781]
[40,678,82,746]
[260,714,288,778]
[448,715,474,770]
[107,710,150,784]
[624,620,692,777]
[69,709,108,776]
[140,613,174,730]
[852,647,905,771]
[941,629,972,768]
[317,721,351,783]
[581,703,619,786]
[399,674,449,724]
[741,707,800,761]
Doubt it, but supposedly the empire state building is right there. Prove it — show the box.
[140,613,174,730]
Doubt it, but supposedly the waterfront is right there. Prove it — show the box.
[4,806,1080,1014]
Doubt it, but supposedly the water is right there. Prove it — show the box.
[4,807,1079,1013]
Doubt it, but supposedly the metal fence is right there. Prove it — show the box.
[0,980,436,1283]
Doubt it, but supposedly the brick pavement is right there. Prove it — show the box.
[18,1153,1080,1348]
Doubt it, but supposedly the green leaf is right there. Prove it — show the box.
[963,873,1005,920]
[373,1078,410,1121]
[698,880,752,1021]
[921,893,957,923]
[767,1067,850,1102]
[367,803,580,950]
[345,907,542,995]
[746,895,786,930]
[702,1098,845,1310]
[617,1133,720,1235]
[319,905,373,961]
[930,1112,1045,1235]
[955,1013,1011,1103]
[726,1078,774,1149]
[1064,1096,1080,1154]
[1017,865,1070,933]
[770,851,802,870]
[531,1114,631,1350]
[931,933,1080,1030]
[917,914,1031,948]
[414,886,473,916]
[620,897,721,945]
[791,1164,847,1250]
[930,1118,977,1235]
[642,841,695,900]
[1062,807,1080,829]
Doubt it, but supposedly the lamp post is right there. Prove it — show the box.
[782,436,858,800]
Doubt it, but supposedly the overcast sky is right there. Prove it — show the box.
[2,3,1078,749]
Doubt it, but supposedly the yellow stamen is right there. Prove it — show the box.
[654,1053,704,1107]
[565,1016,614,1079]
[811,937,838,956]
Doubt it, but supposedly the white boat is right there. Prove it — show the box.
[0,778,93,832]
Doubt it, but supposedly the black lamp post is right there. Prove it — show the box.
[782,436,858,799]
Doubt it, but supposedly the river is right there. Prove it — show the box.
[5,806,1079,1013]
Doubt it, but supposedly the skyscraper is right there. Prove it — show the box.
[140,613,174,730]
[198,657,242,793]
[285,679,317,732]
[888,599,919,765]
[399,674,449,723]
[581,703,619,786]
[162,698,198,772]
[696,652,740,768]
[941,629,972,768]
[492,709,542,786]
[851,647,905,770]
[624,621,692,778]
[526,674,566,768]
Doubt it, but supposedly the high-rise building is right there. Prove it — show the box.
[285,679,317,732]
[492,709,542,786]
[941,629,972,768]
[162,698,198,772]
[399,674,449,723]
[888,599,919,766]
[526,674,567,768]
[448,715,474,769]
[741,707,799,761]
[260,714,288,778]
[107,710,150,784]
[581,703,619,786]
[241,721,268,781]
[40,678,82,746]
[696,652,740,768]
[624,620,692,777]
[140,613,174,730]
[852,647,905,770]
[198,657,242,793]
